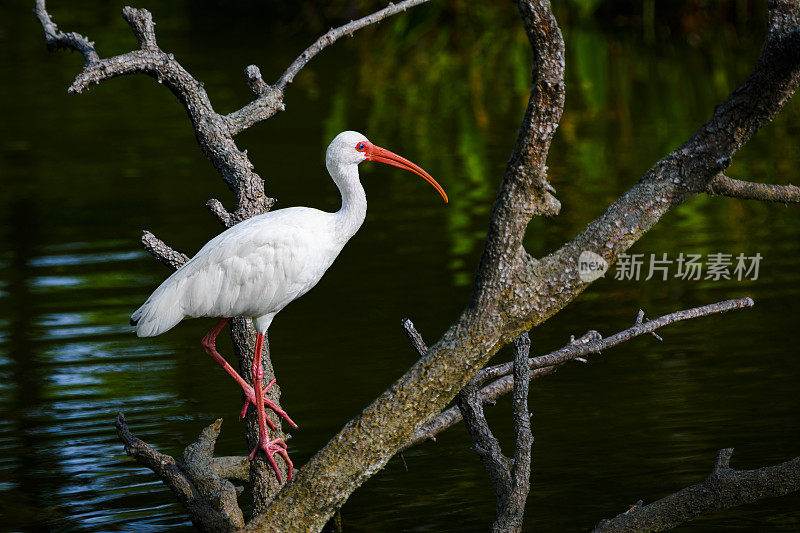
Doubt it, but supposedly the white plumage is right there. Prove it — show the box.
[131,206,346,337]
[129,130,447,480]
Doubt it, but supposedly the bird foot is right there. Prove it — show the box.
[248,436,293,482]
[239,378,298,429]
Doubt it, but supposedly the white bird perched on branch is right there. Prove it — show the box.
[130,131,448,481]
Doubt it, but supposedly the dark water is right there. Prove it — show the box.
[1,1,799,531]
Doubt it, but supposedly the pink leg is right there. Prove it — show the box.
[247,332,294,482]
[201,319,297,430]
[238,377,297,429]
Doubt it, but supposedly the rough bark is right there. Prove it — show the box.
[253,2,800,530]
[594,449,800,532]
[38,0,800,530]
[458,333,533,533]
[708,173,800,203]
[115,414,245,531]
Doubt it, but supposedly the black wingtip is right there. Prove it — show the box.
[130,317,138,327]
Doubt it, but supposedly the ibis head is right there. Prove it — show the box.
[325,131,448,203]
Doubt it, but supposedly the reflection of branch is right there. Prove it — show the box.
[403,298,754,450]
[594,449,800,532]
[115,414,245,531]
[707,173,800,203]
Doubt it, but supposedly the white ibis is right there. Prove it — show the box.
[130,131,448,481]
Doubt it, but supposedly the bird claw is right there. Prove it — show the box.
[239,378,298,429]
[248,437,293,482]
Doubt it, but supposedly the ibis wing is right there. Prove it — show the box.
[131,207,335,337]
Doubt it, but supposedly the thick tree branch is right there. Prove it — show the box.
[594,449,800,532]
[473,0,564,311]
[707,173,800,203]
[402,297,753,451]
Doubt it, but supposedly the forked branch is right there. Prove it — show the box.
[458,333,534,533]
[115,414,245,532]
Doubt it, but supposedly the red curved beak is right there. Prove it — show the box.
[365,143,448,203]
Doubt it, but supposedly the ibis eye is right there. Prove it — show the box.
[356,143,366,152]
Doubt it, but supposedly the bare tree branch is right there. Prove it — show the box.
[486,297,754,380]
[141,230,189,271]
[457,364,514,511]
[115,414,245,532]
[707,173,800,203]
[401,318,429,357]
[37,1,275,223]
[594,449,800,532]
[33,0,99,63]
[273,0,432,92]
[402,297,754,450]
[224,0,433,137]
[473,0,564,304]
[492,333,533,533]
[454,333,535,532]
